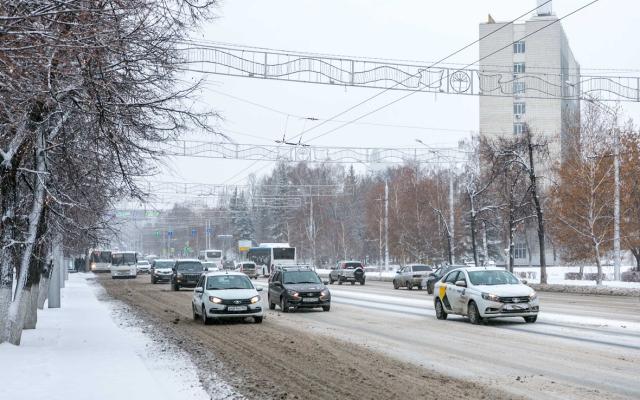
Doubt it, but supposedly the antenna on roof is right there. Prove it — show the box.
[487,14,496,24]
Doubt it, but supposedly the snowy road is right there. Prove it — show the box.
[99,275,640,400]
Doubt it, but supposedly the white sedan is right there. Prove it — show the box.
[191,271,264,324]
[434,267,539,324]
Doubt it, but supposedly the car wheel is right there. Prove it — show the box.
[393,280,399,290]
[172,283,180,291]
[359,279,365,286]
[427,283,434,295]
[268,295,276,310]
[280,297,289,313]
[435,299,447,320]
[254,316,263,324]
[192,304,198,321]
[322,305,331,312]
[350,281,355,285]
[151,277,156,284]
[338,278,343,285]
[417,285,423,290]
[468,301,483,325]
[201,306,211,325]
[329,277,334,285]
[524,315,537,323]
[406,282,412,290]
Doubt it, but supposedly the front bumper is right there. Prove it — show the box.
[287,295,331,308]
[153,273,172,281]
[207,304,264,318]
[481,300,539,317]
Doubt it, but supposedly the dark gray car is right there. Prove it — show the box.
[423,265,466,294]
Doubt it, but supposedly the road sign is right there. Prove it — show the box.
[238,240,252,252]
[191,228,197,237]
[206,227,213,236]
[167,230,173,238]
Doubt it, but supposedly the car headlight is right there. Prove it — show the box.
[209,296,223,304]
[91,262,96,269]
[320,289,330,299]
[529,292,538,301]
[177,273,184,279]
[250,295,260,304]
[482,293,501,302]
[286,290,300,298]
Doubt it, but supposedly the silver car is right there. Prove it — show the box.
[393,264,433,290]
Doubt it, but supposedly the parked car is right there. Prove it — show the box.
[191,271,264,324]
[423,265,466,294]
[393,264,433,290]
[235,261,259,279]
[150,259,175,284]
[434,267,539,324]
[171,259,204,291]
[268,266,331,312]
[329,260,366,285]
[136,260,151,274]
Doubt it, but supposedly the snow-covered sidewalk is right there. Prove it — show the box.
[0,273,211,400]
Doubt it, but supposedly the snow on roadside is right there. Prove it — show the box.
[0,273,236,400]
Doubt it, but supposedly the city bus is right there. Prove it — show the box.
[198,249,223,267]
[88,249,112,272]
[247,243,296,277]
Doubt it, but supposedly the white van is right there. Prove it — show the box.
[198,249,223,267]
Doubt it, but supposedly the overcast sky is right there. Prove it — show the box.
[153,0,640,193]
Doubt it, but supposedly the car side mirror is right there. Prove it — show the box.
[455,280,467,288]
[521,279,528,285]
[203,267,208,271]
[323,280,329,285]
[256,287,263,292]
[194,287,203,293]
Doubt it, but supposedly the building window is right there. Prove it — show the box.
[513,82,526,95]
[513,123,526,134]
[514,242,527,259]
[513,62,526,74]
[514,102,526,115]
[513,41,525,54]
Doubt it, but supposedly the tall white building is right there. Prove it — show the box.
[478,1,581,266]
[479,1,580,162]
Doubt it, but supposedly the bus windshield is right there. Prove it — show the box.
[273,248,295,260]
[112,253,136,266]
[91,251,112,263]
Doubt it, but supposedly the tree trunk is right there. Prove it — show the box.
[594,242,603,285]
[23,283,39,330]
[37,275,49,310]
[469,194,479,267]
[508,218,515,273]
[2,128,47,345]
[632,248,640,271]
[0,166,19,340]
[526,130,547,284]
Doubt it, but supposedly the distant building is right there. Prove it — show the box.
[479,0,580,163]
[478,1,581,267]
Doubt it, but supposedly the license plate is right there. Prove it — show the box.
[302,298,318,303]
[506,304,526,310]
[227,306,247,311]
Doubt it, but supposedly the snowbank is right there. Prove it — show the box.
[0,274,216,400]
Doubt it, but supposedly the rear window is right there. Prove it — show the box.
[176,262,203,272]
[411,265,432,272]
[206,251,222,259]
[243,263,256,269]
[154,261,174,269]
[343,262,362,269]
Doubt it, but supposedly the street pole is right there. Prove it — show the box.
[384,179,389,273]
[614,126,621,281]
[449,163,455,264]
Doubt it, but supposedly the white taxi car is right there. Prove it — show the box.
[434,267,539,324]
[191,271,264,325]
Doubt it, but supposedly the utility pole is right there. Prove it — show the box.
[449,165,455,264]
[384,179,389,273]
[614,125,621,281]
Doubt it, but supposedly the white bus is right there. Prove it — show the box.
[88,249,112,272]
[198,249,223,267]
[110,251,138,279]
[247,243,296,277]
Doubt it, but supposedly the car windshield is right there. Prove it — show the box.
[138,261,149,265]
[468,270,520,286]
[206,275,253,290]
[283,270,321,284]
[206,251,222,259]
[273,248,295,260]
[154,261,174,269]
[176,262,203,272]
[343,262,362,269]
[411,265,431,272]
[242,263,256,269]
